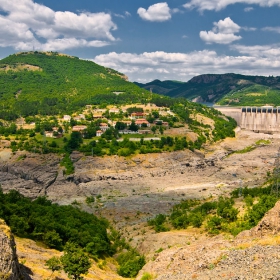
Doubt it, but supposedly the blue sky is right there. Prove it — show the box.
[0,0,280,82]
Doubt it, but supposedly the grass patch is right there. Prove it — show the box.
[228,139,270,157]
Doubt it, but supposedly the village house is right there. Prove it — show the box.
[63,115,71,122]
[72,125,87,132]
[96,130,103,137]
[122,120,132,126]
[109,108,120,114]
[73,114,85,121]
[93,114,103,119]
[94,109,107,114]
[99,123,109,131]
[45,131,54,138]
[131,112,146,119]
[135,119,150,127]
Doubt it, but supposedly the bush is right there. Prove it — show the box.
[117,249,145,278]
[207,216,223,234]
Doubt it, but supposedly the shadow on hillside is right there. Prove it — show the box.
[19,263,33,280]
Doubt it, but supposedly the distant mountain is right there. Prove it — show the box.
[0,51,151,119]
[134,80,184,95]
[135,74,280,106]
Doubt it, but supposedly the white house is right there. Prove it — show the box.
[96,130,103,137]
[63,115,71,122]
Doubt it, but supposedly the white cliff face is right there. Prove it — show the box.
[0,220,24,280]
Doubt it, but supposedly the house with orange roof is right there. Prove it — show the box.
[135,119,150,127]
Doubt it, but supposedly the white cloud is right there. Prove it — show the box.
[92,47,280,82]
[183,0,280,11]
[242,26,257,31]
[114,11,131,19]
[244,6,254,11]
[231,44,280,58]
[0,16,35,47]
[137,2,172,22]
[0,0,117,51]
[262,26,280,33]
[42,39,110,51]
[200,17,242,44]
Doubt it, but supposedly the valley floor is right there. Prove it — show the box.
[2,128,280,279]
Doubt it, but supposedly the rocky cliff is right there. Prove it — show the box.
[0,219,24,280]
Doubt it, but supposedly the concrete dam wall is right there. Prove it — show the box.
[214,106,280,133]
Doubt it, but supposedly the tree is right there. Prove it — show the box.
[151,126,157,134]
[115,121,127,130]
[45,256,62,277]
[129,120,138,132]
[61,243,91,280]
[65,131,83,151]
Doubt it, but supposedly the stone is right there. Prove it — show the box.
[0,219,24,280]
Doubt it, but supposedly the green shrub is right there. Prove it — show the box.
[117,249,145,278]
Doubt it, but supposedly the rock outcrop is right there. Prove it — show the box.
[0,219,24,280]
[0,151,60,198]
[238,200,280,238]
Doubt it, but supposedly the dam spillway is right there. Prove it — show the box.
[215,106,280,133]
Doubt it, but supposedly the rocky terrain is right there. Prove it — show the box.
[1,129,280,279]
[0,129,277,224]
[136,201,280,280]
[0,219,25,280]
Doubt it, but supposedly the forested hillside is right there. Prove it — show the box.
[0,51,150,119]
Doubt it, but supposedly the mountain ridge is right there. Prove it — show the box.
[135,73,280,106]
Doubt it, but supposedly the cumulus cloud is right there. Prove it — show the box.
[183,0,280,11]
[0,0,117,51]
[200,17,242,44]
[137,2,172,22]
[92,47,280,82]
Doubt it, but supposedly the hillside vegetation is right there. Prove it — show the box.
[0,188,145,278]
[0,51,149,118]
[0,51,237,159]
[136,73,280,106]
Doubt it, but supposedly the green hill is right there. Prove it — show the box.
[0,51,151,119]
[135,74,280,106]
[0,51,237,155]
[134,79,184,95]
